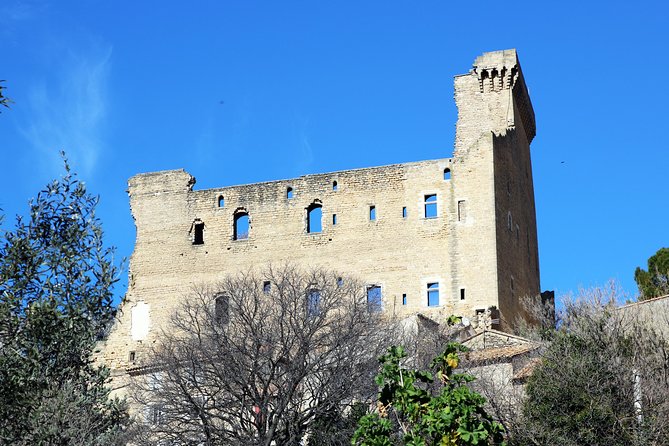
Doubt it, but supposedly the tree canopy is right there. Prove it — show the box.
[634,247,669,300]
[0,156,130,444]
[352,344,506,446]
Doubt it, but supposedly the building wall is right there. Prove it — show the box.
[99,48,543,390]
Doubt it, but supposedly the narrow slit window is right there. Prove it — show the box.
[458,200,466,221]
[307,204,322,233]
[287,187,294,199]
[214,295,229,325]
[218,195,224,208]
[332,180,338,191]
[307,289,321,317]
[424,194,437,218]
[369,206,376,221]
[193,221,204,245]
[427,282,439,307]
[332,214,337,225]
[402,207,407,218]
[128,351,136,362]
[444,168,451,180]
[460,288,466,300]
[234,212,249,240]
[367,285,382,312]
[263,281,271,294]
[402,294,407,305]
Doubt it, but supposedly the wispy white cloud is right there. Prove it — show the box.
[21,44,112,177]
[293,114,314,173]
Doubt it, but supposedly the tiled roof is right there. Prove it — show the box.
[513,357,542,381]
[462,343,539,363]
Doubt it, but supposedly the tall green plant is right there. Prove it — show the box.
[0,155,129,444]
[352,344,505,446]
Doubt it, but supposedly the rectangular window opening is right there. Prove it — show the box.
[369,205,376,221]
[458,200,466,222]
[424,194,437,218]
[402,207,407,218]
[307,290,321,317]
[460,288,466,301]
[263,281,271,293]
[128,351,136,362]
[193,222,204,245]
[427,282,439,307]
[332,214,337,225]
[402,293,407,305]
[367,285,382,312]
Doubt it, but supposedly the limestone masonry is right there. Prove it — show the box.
[100,49,546,391]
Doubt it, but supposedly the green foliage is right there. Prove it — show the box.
[352,345,506,446]
[0,155,129,444]
[634,247,669,300]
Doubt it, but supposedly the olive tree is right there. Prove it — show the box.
[0,156,130,444]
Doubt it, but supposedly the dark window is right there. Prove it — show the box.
[263,281,271,293]
[369,206,376,221]
[307,289,321,317]
[337,277,344,287]
[402,207,407,218]
[427,282,439,307]
[307,204,322,233]
[128,351,136,362]
[193,221,204,245]
[458,200,466,221]
[332,214,337,225]
[287,187,294,199]
[332,181,338,191]
[214,295,229,325]
[402,294,407,305]
[234,212,249,240]
[444,168,451,180]
[218,195,224,207]
[460,288,466,300]
[424,194,437,218]
[367,286,382,312]
[150,405,164,425]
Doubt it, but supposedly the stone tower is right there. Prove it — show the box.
[98,49,544,390]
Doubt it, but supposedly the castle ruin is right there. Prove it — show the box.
[100,49,545,390]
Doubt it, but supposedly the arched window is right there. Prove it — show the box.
[287,187,294,199]
[307,203,322,233]
[332,180,338,191]
[443,168,451,180]
[234,211,249,240]
[218,195,224,207]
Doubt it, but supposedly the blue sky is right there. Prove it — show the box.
[1,0,667,303]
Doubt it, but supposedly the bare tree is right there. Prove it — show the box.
[509,284,669,446]
[130,265,393,446]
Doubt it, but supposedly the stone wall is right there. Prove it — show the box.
[99,49,544,394]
